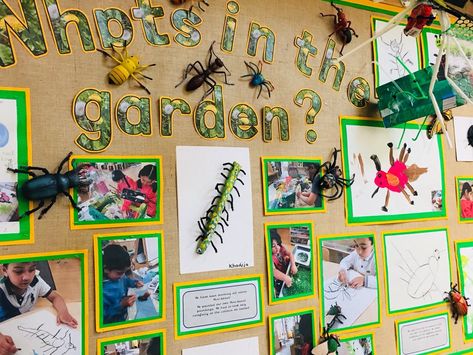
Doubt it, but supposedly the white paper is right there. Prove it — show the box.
[0,309,82,354]
[176,146,254,274]
[454,116,473,162]
[182,336,259,355]
[384,229,451,313]
[399,314,449,355]
[177,279,261,335]
[458,246,473,336]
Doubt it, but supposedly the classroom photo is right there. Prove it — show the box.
[71,157,162,227]
[270,309,315,355]
[265,223,315,304]
[99,331,164,355]
[262,158,324,215]
[457,177,473,222]
[95,232,164,331]
[0,252,85,354]
[318,234,380,331]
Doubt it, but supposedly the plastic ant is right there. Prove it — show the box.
[7,152,91,219]
[175,41,233,101]
[370,142,418,212]
[320,1,358,55]
[317,148,355,201]
[241,61,274,99]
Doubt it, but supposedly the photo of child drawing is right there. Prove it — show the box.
[0,253,85,354]
[96,233,163,331]
[319,235,379,331]
[262,158,324,215]
[71,157,162,227]
[457,178,473,221]
[101,332,163,355]
[265,223,314,304]
[270,310,314,355]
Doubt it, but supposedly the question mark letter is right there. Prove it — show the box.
[294,89,321,144]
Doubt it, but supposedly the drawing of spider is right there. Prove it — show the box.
[18,323,77,355]
[392,243,444,300]
[380,32,414,78]
[324,278,356,301]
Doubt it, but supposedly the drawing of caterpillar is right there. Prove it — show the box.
[196,161,246,254]
[18,323,76,355]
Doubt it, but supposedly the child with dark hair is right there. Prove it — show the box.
[102,244,144,324]
[338,237,377,289]
[136,164,157,218]
[111,170,137,218]
[270,229,298,289]
[460,182,473,218]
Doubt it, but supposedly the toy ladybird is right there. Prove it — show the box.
[445,283,470,324]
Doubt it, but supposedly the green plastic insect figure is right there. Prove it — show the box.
[196,161,246,254]
[319,326,341,355]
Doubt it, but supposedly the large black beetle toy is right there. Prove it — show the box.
[7,152,91,219]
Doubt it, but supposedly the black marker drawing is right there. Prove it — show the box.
[18,323,77,355]
[324,278,356,301]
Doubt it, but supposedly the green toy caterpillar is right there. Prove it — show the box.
[195,161,246,254]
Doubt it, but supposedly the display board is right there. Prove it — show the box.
[1,0,473,354]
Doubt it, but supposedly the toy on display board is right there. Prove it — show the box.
[196,161,245,254]
[241,61,274,99]
[175,41,233,101]
[444,282,471,323]
[7,152,91,220]
[317,148,355,201]
[171,0,209,15]
[320,1,359,55]
[97,42,156,95]
[313,325,341,355]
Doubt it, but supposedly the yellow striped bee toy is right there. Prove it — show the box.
[97,43,155,94]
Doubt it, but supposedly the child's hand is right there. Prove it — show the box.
[57,311,78,328]
[283,275,293,287]
[121,295,137,307]
[349,276,364,288]
[338,270,347,284]
[290,264,298,275]
[135,281,144,288]
[0,333,17,354]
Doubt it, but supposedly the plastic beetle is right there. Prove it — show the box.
[370,142,418,212]
[404,3,436,37]
[241,61,274,99]
[320,1,359,55]
[445,283,470,324]
[7,152,91,220]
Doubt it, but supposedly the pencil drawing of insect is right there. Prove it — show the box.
[325,278,355,301]
[18,323,77,355]
[380,32,414,78]
[391,243,443,300]
[196,161,245,254]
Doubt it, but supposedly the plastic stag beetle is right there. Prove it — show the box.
[445,282,470,324]
[195,161,246,254]
[317,148,355,201]
[370,142,418,212]
[320,1,359,55]
[7,152,91,220]
[241,60,274,99]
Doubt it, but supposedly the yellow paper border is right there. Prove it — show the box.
[96,328,166,355]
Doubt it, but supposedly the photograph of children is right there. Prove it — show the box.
[341,117,446,225]
[99,330,164,355]
[318,234,379,332]
[0,251,86,354]
[95,232,164,331]
[265,222,315,304]
[71,156,162,228]
[262,157,325,215]
[313,334,374,355]
[456,177,473,222]
[269,309,315,355]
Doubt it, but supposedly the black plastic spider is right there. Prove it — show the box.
[241,61,274,99]
[317,147,355,201]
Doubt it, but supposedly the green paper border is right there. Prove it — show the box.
[269,308,316,355]
[420,26,441,69]
[0,88,31,244]
[264,221,315,304]
[396,311,451,355]
[340,116,447,225]
[174,275,264,338]
[261,157,325,215]
[455,239,473,342]
[382,228,451,314]
[98,329,165,354]
[95,231,165,331]
[455,177,473,223]
[71,156,162,228]
[339,333,376,354]
[317,233,381,333]
[0,251,87,354]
